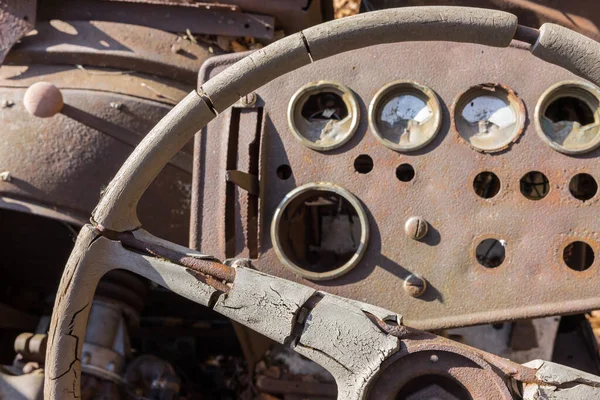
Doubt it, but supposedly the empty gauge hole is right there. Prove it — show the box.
[301,92,348,121]
[354,155,373,174]
[563,241,594,271]
[545,97,595,126]
[475,238,506,268]
[520,171,550,200]
[277,165,292,180]
[276,189,363,273]
[473,171,501,199]
[569,173,597,201]
[396,164,415,182]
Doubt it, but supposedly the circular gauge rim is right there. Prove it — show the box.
[271,182,369,281]
[452,83,525,153]
[287,81,360,151]
[534,80,600,155]
[368,80,442,152]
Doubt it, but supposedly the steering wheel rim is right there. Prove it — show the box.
[45,6,600,399]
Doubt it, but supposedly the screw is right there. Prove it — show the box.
[231,259,251,269]
[0,171,11,182]
[240,92,257,107]
[404,216,428,240]
[430,354,439,363]
[110,102,123,110]
[403,274,427,297]
[171,43,182,54]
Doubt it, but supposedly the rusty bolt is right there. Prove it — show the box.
[404,274,427,297]
[23,82,64,118]
[240,92,257,107]
[231,259,251,269]
[171,43,182,54]
[405,216,428,240]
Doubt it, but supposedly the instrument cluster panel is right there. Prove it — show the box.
[194,40,600,330]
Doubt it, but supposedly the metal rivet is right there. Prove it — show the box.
[403,274,427,297]
[23,82,64,118]
[430,354,439,363]
[404,216,428,240]
[240,92,257,107]
[110,102,123,110]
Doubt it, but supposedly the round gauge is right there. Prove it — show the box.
[535,81,600,155]
[271,183,369,281]
[369,81,441,152]
[453,83,525,153]
[287,81,360,151]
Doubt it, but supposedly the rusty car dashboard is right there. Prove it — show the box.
[194,40,600,331]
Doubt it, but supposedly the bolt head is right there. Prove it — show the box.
[404,274,427,297]
[240,92,257,107]
[23,82,63,118]
[405,216,428,240]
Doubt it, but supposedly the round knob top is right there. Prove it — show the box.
[23,82,64,118]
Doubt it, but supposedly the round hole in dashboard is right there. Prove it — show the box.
[354,154,373,174]
[569,173,597,201]
[563,241,594,271]
[535,81,600,155]
[453,83,525,153]
[369,80,442,152]
[287,81,359,151]
[396,164,415,182]
[276,164,292,180]
[520,171,549,200]
[473,171,501,199]
[271,183,369,280]
[475,238,506,268]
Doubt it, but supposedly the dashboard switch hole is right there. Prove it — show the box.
[569,173,597,201]
[396,164,415,182]
[473,171,501,199]
[520,171,549,200]
[354,154,373,174]
[276,164,292,180]
[563,241,594,271]
[475,238,506,268]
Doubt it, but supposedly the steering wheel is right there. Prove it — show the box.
[44,6,600,399]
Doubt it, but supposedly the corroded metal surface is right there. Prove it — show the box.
[194,41,600,330]
[0,0,35,63]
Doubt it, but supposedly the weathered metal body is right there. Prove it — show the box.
[194,40,600,330]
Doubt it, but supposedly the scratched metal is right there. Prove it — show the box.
[194,41,600,330]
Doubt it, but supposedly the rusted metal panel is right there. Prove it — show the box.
[194,41,600,330]
[0,84,193,245]
[4,21,214,84]
[38,0,275,39]
[0,0,36,63]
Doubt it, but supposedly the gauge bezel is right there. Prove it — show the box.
[368,80,442,152]
[271,182,369,281]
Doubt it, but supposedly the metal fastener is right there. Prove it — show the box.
[403,274,427,297]
[240,92,257,107]
[110,102,123,110]
[430,354,439,363]
[405,216,428,240]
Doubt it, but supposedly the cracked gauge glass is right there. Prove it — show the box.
[454,83,524,153]
[369,81,441,152]
[287,81,359,151]
[535,81,600,155]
